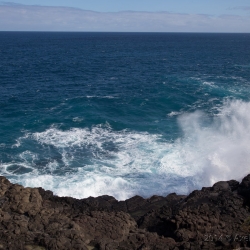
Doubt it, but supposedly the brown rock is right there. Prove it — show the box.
[1,175,250,249]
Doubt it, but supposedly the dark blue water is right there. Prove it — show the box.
[1,32,250,200]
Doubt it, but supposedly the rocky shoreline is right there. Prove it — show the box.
[1,175,250,250]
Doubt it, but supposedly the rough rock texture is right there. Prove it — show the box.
[1,176,250,249]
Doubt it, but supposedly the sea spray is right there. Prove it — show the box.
[1,100,249,200]
[1,32,250,200]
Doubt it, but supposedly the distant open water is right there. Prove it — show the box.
[1,32,250,200]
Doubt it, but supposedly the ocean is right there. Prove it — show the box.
[0,32,250,200]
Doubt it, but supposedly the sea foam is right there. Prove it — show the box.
[1,100,250,200]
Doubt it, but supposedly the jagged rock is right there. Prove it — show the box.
[1,175,250,249]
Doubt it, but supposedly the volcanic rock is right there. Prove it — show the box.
[1,175,250,249]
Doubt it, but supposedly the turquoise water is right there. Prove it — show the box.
[1,32,250,200]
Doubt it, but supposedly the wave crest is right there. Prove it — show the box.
[1,100,250,200]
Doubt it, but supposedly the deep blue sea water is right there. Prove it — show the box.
[1,32,250,200]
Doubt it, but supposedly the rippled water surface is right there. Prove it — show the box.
[1,32,250,200]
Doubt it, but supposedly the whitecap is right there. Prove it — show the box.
[167,111,182,117]
[2,99,250,200]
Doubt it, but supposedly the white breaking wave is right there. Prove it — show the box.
[1,99,250,200]
[177,99,250,186]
